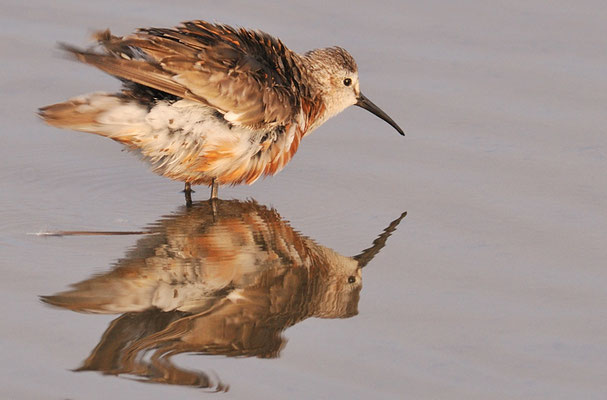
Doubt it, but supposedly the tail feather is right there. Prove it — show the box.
[38,92,150,146]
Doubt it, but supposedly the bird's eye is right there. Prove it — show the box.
[343,78,352,86]
[348,276,356,283]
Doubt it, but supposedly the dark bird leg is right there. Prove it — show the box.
[209,179,219,219]
[210,179,219,200]
[183,182,193,207]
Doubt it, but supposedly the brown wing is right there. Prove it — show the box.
[62,21,308,129]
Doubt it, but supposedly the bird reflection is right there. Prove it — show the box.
[42,199,405,391]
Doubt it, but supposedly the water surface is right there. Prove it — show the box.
[2,1,607,399]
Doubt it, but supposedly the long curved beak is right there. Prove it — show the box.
[355,93,404,136]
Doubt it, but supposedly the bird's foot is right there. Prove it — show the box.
[183,182,194,207]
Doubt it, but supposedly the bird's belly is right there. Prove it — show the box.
[138,100,302,186]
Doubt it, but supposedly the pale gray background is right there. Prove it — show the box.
[1,0,606,399]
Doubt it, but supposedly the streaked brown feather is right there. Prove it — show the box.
[60,43,206,104]
[63,21,310,130]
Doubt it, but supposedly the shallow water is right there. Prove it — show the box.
[39,200,405,392]
[2,1,607,399]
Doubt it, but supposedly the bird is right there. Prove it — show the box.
[39,20,404,202]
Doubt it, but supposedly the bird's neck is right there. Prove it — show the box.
[298,53,343,134]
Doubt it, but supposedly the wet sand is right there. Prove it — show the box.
[1,1,606,399]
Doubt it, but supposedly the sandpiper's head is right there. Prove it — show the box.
[304,47,404,136]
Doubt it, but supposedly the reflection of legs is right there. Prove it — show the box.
[184,182,193,207]
[210,178,218,200]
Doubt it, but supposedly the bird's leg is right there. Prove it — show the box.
[210,179,219,200]
[184,182,193,207]
[209,179,219,219]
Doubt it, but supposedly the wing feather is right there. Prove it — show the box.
[62,21,308,129]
